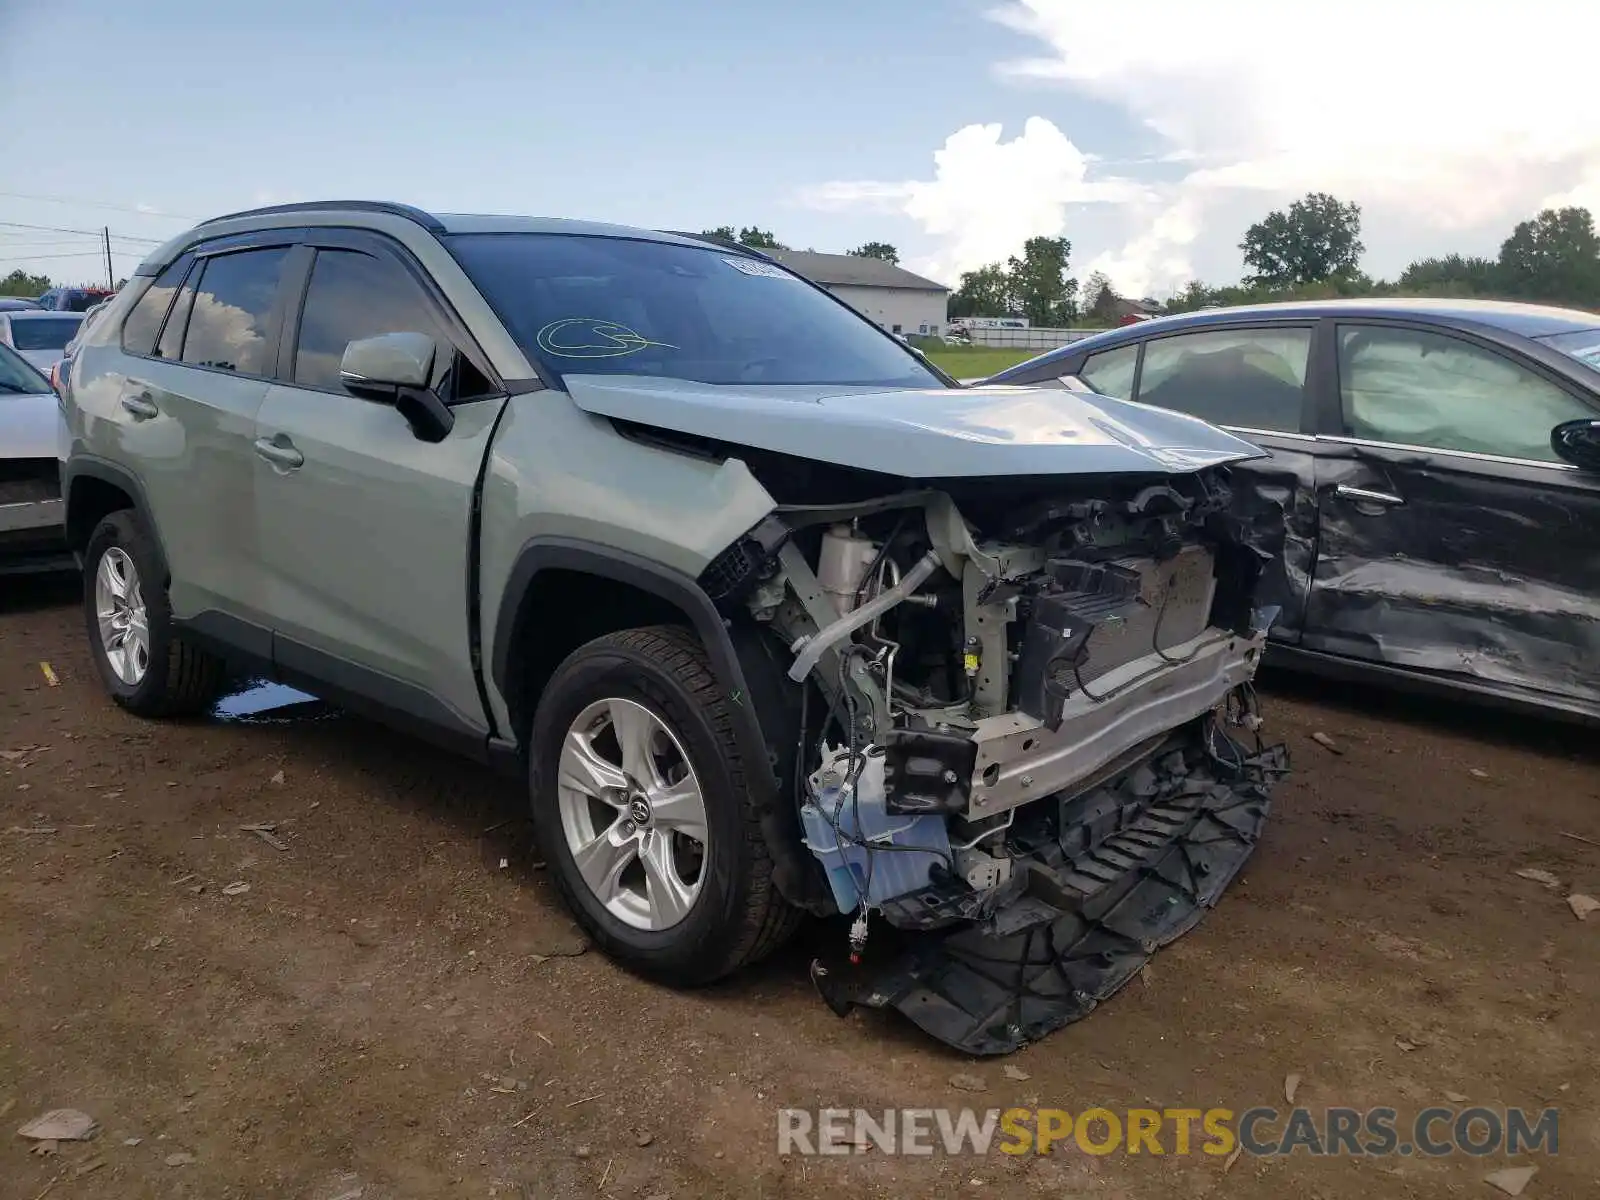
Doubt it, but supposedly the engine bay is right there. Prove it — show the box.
[699,463,1285,959]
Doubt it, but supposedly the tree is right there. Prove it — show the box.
[847,241,899,264]
[948,264,1012,319]
[1398,253,1500,295]
[1496,206,1600,305]
[737,226,784,250]
[1240,192,1364,288]
[1084,271,1120,324]
[1,268,51,297]
[1007,236,1078,326]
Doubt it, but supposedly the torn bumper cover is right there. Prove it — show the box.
[810,726,1287,1056]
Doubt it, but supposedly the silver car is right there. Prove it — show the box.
[0,311,84,375]
[57,201,1291,1054]
[0,342,69,573]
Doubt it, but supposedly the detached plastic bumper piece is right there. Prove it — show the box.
[810,726,1288,1055]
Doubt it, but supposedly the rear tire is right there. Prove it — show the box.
[83,510,225,717]
[529,625,800,986]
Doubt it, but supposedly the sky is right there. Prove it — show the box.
[3,0,1598,299]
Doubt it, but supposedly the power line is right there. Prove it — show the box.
[0,220,164,244]
[0,190,205,221]
[0,250,141,262]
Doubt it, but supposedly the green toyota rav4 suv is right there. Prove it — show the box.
[58,201,1287,1053]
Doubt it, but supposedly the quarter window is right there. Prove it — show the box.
[120,259,188,357]
[179,248,290,377]
[1338,326,1592,462]
[1079,343,1137,400]
[293,249,446,391]
[1136,327,1311,432]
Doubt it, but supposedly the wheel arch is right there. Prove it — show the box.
[491,536,829,913]
[64,458,167,583]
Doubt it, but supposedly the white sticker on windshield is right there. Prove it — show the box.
[723,257,795,279]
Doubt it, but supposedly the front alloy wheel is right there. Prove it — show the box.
[529,626,801,985]
[557,696,710,930]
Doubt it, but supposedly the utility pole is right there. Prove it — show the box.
[103,226,114,290]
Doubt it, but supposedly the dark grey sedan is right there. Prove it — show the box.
[980,299,1600,723]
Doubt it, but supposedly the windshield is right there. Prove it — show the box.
[1538,328,1600,371]
[0,343,48,393]
[448,233,944,389]
[10,316,82,351]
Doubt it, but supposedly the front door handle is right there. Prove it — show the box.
[1335,484,1404,508]
[254,436,304,469]
[120,392,158,420]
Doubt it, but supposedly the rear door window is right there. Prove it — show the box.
[1337,325,1593,462]
[179,248,290,377]
[121,259,189,357]
[1136,327,1311,432]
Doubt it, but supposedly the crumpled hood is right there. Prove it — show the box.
[561,375,1267,478]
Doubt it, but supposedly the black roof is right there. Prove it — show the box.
[985,297,1600,384]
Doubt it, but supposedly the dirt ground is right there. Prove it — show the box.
[2,573,1597,1200]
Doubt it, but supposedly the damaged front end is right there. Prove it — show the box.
[702,464,1289,1054]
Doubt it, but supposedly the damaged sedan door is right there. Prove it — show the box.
[1304,322,1600,718]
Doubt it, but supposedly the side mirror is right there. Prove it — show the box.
[1551,418,1600,471]
[339,332,454,443]
[340,331,437,391]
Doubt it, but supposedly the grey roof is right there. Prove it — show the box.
[755,248,949,293]
[1127,297,1600,338]
[138,201,954,293]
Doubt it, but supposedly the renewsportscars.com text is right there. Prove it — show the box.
[777,1105,1559,1158]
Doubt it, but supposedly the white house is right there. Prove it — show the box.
[756,249,950,337]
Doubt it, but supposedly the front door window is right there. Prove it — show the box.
[1337,325,1592,463]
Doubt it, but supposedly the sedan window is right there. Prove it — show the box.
[1135,327,1310,432]
[1079,343,1137,399]
[1338,326,1593,463]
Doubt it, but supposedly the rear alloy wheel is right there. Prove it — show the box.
[529,626,800,985]
[83,510,225,717]
[94,546,150,686]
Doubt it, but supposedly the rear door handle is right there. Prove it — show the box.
[120,392,158,420]
[1335,484,1404,508]
[254,436,304,469]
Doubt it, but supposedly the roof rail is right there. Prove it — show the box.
[196,200,445,234]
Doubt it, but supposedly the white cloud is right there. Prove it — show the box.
[804,0,1600,296]
[799,117,1149,285]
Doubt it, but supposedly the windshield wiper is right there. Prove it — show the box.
[0,381,39,394]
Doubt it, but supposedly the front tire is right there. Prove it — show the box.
[529,625,800,985]
[83,510,225,717]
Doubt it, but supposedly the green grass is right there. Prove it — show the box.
[923,345,1040,379]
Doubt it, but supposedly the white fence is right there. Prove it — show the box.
[958,327,1103,350]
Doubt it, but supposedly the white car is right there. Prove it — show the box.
[0,342,70,573]
[0,311,84,375]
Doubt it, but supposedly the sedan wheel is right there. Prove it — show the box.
[95,546,150,685]
[556,696,709,931]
